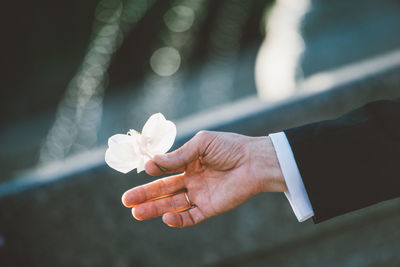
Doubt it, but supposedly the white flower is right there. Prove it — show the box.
[105,113,176,173]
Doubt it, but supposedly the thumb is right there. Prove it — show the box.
[153,131,209,171]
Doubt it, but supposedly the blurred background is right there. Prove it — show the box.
[0,0,268,180]
[0,0,399,266]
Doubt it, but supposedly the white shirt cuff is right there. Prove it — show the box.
[269,132,314,222]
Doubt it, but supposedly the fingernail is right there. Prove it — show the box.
[157,164,167,172]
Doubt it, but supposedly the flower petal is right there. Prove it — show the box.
[136,155,151,173]
[136,157,145,173]
[105,148,137,174]
[142,113,177,155]
[105,134,139,173]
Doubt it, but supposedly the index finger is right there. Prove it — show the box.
[145,160,185,176]
[122,174,186,207]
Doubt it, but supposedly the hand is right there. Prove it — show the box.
[121,131,287,228]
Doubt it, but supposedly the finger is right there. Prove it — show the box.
[162,207,206,228]
[131,192,192,220]
[144,160,185,176]
[153,131,211,171]
[122,174,185,207]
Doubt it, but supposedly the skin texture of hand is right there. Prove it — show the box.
[121,131,287,228]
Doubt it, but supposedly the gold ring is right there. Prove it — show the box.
[184,192,193,208]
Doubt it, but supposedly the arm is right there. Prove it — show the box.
[285,99,400,223]
[120,99,400,226]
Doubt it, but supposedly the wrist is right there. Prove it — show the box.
[248,136,287,193]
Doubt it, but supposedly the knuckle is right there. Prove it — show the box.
[195,131,215,146]
[159,179,167,195]
[154,201,163,216]
[195,130,217,154]
[177,214,184,228]
[187,210,196,226]
[195,130,210,139]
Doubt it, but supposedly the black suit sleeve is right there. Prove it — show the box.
[284,98,400,223]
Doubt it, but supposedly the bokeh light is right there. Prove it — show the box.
[150,46,181,77]
[39,0,155,163]
[163,5,195,33]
